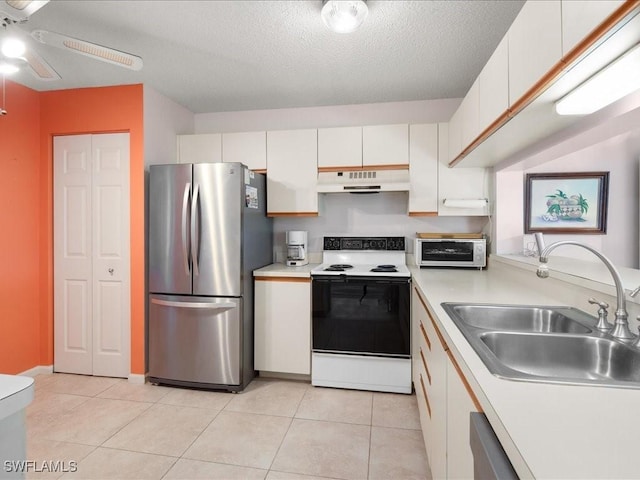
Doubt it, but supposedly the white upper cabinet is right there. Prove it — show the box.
[460,78,480,148]
[447,107,463,163]
[478,35,509,131]
[317,126,363,169]
[409,124,438,215]
[266,129,318,216]
[222,131,266,171]
[176,134,222,164]
[561,0,625,55]
[508,0,562,105]
[362,124,409,167]
[438,123,490,216]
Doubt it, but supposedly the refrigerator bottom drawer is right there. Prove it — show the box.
[148,294,242,388]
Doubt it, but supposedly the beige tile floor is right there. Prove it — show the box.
[25,373,432,480]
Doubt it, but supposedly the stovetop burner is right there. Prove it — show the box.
[324,264,354,272]
[370,264,398,273]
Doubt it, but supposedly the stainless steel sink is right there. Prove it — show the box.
[480,332,640,385]
[441,302,640,389]
[443,303,593,334]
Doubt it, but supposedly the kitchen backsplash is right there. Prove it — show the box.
[273,192,488,261]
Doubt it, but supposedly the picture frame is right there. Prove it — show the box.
[524,172,609,234]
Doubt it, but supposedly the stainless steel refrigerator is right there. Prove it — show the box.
[148,162,272,392]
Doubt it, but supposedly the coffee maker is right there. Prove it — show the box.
[286,231,308,266]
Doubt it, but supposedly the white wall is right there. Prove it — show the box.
[195,99,459,133]
[274,192,488,260]
[143,85,194,167]
[494,99,640,268]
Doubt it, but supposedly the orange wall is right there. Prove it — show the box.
[0,82,42,374]
[39,84,145,374]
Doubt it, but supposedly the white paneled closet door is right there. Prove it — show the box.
[54,133,130,378]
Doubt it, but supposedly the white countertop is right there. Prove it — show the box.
[253,263,318,278]
[411,257,640,479]
[0,374,34,421]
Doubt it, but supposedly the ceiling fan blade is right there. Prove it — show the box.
[31,29,143,71]
[1,0,48,23]
[22,46,59,80]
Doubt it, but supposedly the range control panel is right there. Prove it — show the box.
[323,236,405,251]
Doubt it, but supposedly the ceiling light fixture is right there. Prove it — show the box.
[1,36,25,57]
[321,0,368,34]
[555,42,640,116]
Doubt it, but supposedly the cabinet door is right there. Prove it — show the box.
[318,126,362,169]
[562,1,624,55]
[447,107,462,163]
[362,124,409,168]
[254,278,311,374]
[177,134,222,164]
[478,35,509,131]
[266,129,318,216]
[460,78,480,148]
[413,286,447,479]
[508,0,562,105]
[409,124,438,215]
[222,131,266,171]
[438,123,490,216]
[446,359,481,480]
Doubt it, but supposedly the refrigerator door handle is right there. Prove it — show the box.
[181,182,191,276]
[151,298,237,311]
[191,183,200,277]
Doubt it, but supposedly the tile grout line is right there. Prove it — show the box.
[263,383,310,475]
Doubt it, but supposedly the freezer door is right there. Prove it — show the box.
[192,163,243,296]
[148,294,242,386]
[149,164,193,295]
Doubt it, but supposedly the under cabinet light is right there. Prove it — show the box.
[555,42,640,115]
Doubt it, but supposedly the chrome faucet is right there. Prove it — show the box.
[533,233,636,342]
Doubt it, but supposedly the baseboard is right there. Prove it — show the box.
[19,365,54,377]
[257,371,311,382]
[128,373,146,384]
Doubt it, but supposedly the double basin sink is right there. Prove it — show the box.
[441,303,640,389]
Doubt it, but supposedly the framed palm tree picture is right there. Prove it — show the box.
[524,172,609,234]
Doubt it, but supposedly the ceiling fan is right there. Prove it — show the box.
[0,0,142,80]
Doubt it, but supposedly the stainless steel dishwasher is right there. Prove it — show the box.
[469,412,519,480]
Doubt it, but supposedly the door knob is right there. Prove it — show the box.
[108,268,114,275]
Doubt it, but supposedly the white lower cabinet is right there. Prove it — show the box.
[254,277,311,374]
[412,285,481,479]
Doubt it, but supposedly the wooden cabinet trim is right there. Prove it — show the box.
[318,164,410,172]
[448,1,640,167]
[419,321,431,350]
[253,169,267,174]
[446,349,483,413]
[420,348,432,385]
[419,374,432,418]
[255,276,311,283]
[408,211,438,217]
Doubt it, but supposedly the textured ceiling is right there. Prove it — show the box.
[6,0,524,113]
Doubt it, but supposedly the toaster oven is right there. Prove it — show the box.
[415,237,486,269]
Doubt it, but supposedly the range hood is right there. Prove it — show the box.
[317,169,410,193]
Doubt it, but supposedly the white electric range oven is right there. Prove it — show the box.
[310,236,412,394]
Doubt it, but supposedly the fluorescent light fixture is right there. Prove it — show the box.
[1,37,26,58]
[321,0,368,34]
[556,43,640,115]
